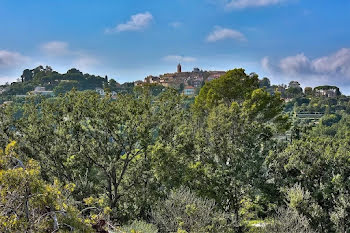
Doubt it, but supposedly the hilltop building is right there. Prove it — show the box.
[314,86,340,97]
[192,77,203,88]
[141,64,225,90]
[177,63,182,73]
[144,75,159,84]
[134,80,144,86]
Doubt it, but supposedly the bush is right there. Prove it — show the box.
[120,220,158,233]
[265,208,316,233]
[151,187,234,233]
[0,142,94,232]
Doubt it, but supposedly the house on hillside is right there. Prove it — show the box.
[144,75,160,84]
[192,77,203,88]
[1,101,13,107]
[15,95,28,98]
[134,80,144,86]
[95,88,105,96]
[111,91,118,100]
[31,87,54,96]
[183,86,195,96]
[314,86,340,97]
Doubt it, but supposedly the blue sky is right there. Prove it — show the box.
[1,0,350,93]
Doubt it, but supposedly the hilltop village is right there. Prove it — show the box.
[135,64,226,96]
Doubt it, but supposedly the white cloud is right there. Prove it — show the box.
[163,55,197,63]
[169,22,182,28]
[0,50,28,68]
[106,12,153,33]
[226,0,285,9]
[75,56,100,69]
[312,48,350,75]
[0,76,18,84]
[40,41,100,69]
[279,53,311,75]
[261,56,270,72]
[207,27,246,42]
[41,41,69,56]
[262,48,350,90]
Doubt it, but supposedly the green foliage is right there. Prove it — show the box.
[10,90,159,222]
[151,187,234,233]
[265,208,316,233]
[267,134,350,232]
[320,113,341,127]
[0,142,93,232]
[3,66,134,96]
[304,87,313,96]
[120,220,158,233]
[259,77,271,88]
[286,87,303,99]
[194,68,259,114]
[53,80,79,95]
[1,66,349,232]
[134,83,165,96]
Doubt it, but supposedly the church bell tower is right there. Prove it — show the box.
[177,63,182,73]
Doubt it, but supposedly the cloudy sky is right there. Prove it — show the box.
[1,0,350,93]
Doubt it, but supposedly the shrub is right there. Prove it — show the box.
[120,220,158,233]
[0,142,94,232]
[265,208,316,233]
[151,187,234,233]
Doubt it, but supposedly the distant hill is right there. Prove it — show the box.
[0,66,134,97]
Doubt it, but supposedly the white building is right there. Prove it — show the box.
[95,88,105,96]
[31,87,54,96]
[315,88,338,97]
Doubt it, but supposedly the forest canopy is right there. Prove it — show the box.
[0,68,349,232]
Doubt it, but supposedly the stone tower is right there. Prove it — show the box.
[177,63,182,73]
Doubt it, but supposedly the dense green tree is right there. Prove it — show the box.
[267,134,350,232]
[53,81,79,95]
[66,68,83,75]
[11,90,158,221]
[259,77,271,88]
[192,94,287,230]
[134,83,165,96]
[305,87,313,96]
[3,89,195,223]
[0,142,95,232]
[286,87,303,99]
[21,69,33,82]
[194,68,259,114]
[182,69,289,231]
